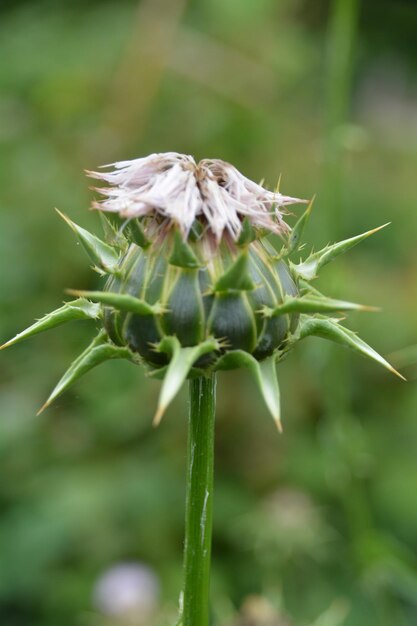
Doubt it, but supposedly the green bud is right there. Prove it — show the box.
[2,154,402,423]
[100,235,300,368]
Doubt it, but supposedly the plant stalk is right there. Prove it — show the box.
[182,374,216,626]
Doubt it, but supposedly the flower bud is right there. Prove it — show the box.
[1,152,403,428]
[103,233,300,367]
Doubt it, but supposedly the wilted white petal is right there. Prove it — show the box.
[89,152,306,242]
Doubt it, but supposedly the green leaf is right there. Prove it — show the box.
[262,294,377,317]
[292,223,389,280]
[297,316,405,380]
[286,197,314,254]
[66,289,161,316]
[56,209,120,273]
[37,331,134,414]
[0,299,101,350]
[215,351,282,430]
[214,251,255,292]
[153,336,219,426]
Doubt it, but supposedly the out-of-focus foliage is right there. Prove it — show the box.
[0,1,417,625]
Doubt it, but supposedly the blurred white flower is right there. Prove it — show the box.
[93,562,160,620]
[88,152,305,241]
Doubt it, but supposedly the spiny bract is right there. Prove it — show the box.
[1,153,404,429]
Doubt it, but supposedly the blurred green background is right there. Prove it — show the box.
[1,1,417,625]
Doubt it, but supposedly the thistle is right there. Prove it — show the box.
[1,152,403,626]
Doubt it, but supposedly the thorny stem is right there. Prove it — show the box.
[181,375,216,626]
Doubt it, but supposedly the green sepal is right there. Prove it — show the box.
[292,223,389,280]
[214,351,282,430]
[66,290,163,316]
[188,220,204,242]
[261,294,377,317]
[56,209,120,274]
[37,331,135,414]
[0,299,101,350]
[153,336,219,426]
[126,219,150,249]
[98,212,127,250]
[98,211,125,231]
[286,197,314,255]
[296,315,405,380]
[298,279,325,297]
[169,230,200,268]
[237,218,256,246]
[214,251,255,292]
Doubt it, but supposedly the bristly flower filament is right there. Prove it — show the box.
[88,152,306,243]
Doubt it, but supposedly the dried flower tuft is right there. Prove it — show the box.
[87,153,304,241]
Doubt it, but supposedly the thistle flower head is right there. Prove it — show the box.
[88,152,303,242]
[1,153,404,430]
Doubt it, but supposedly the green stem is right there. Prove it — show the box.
[182,374,216,626]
